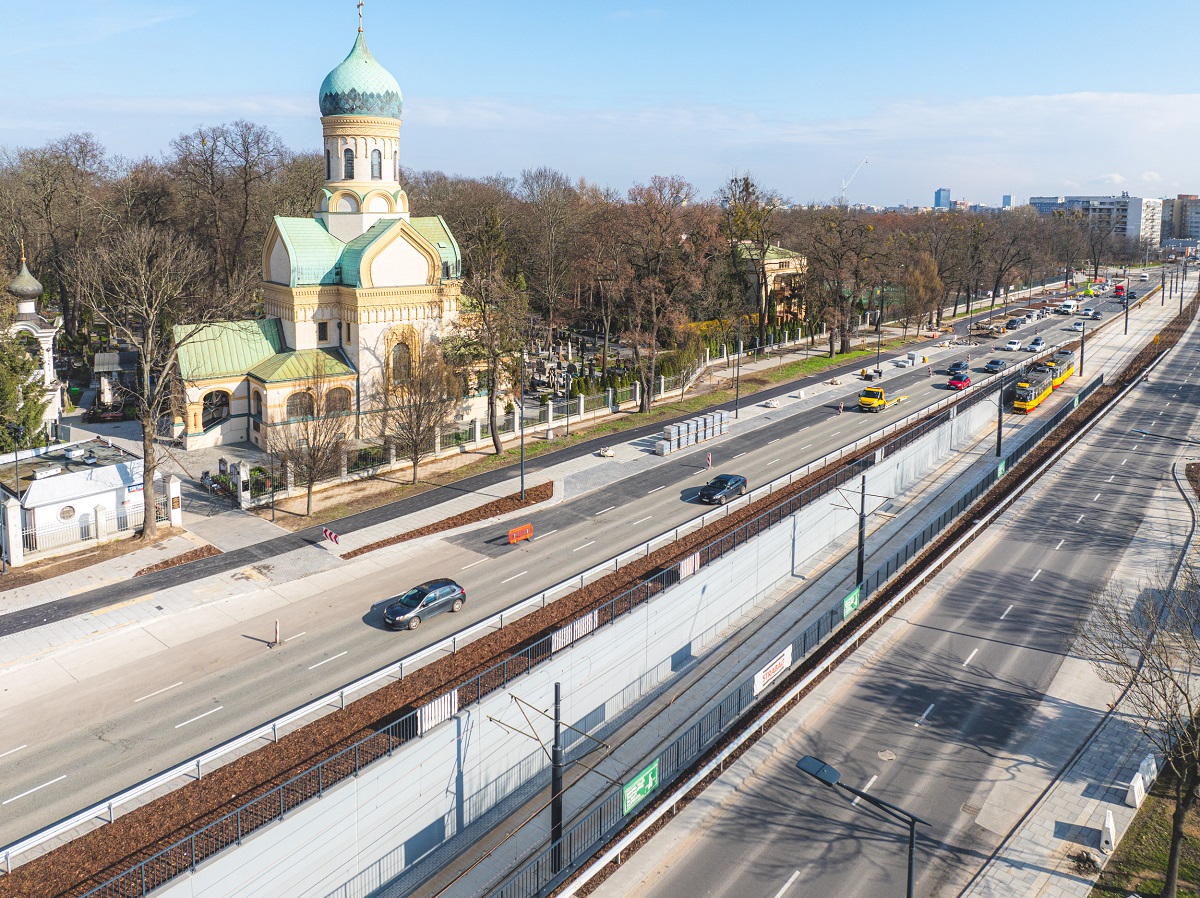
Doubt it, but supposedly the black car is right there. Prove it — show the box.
[1005,318,1023,330]
[698,473,748,505]
[383,578,466,630]
[948,360,970,375]
[1128,291,1139,300]
[983,358,1008,373]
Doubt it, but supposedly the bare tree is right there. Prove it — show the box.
[897,251,943,339]
[72,226,238,539]
[263,353,352,517]
[719,173,783,349]
[1079,564,1200,898]
[379,340,462,483]
[517,167,579,347]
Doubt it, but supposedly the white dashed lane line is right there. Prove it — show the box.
[647,485,665,494]
[532,529,558,540]
[1031,569,1042,582]
[284,631,306,642]
[308,653,346,671]
[175,706,224,728]
[501,571,528,584]
[596,506,615,515]
[733,452,746,459]
[1001,604,1013,619]
[461,558,488,570]
[850,775,878,807]
[2,775,66,806]
[963,648,978,667]
[1094,494,1102,502]
[1055,539,1064,550]
[631,516,653,526]
[915,704,935,726]
[572,541,595,552]
[135,682,183,703]
[0,745,27,760]
[1077,514,1085,523]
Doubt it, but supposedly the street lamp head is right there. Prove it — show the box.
[797,755,841,787]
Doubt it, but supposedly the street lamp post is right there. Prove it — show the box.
[797,755,931,898]
[733,322,743,420]
[519,351,526,500]
[1079,323,1086,378]
[875,282,885,374]
[564,372,572,438]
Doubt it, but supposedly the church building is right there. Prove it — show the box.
[175,15,462,450]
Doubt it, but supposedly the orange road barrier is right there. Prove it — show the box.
[508,523,534,544]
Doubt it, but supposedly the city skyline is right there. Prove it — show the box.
[5,0,1199,206]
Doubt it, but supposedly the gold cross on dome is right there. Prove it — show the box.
[357,0,364,31]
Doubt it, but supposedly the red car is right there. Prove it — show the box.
[948,374,971,390]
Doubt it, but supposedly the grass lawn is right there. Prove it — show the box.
[1091,775,1200,897]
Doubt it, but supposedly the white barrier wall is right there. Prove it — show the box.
[155,396,1000,898]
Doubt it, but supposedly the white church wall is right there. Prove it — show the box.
[268,238,291,286]
[370,238,430,288]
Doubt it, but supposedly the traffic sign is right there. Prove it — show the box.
[842,586,861,619]
[622,759,660,814]
[322,527,340,545]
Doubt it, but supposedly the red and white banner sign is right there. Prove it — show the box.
[322,527,340,545]
[753,645,793,696]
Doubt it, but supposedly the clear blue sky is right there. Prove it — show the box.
[6,0,1198,206]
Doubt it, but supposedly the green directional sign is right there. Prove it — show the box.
[622,759,660,814]
[997,459,1007,479]
[842,586,861,619]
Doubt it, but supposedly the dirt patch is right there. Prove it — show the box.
[134,544,222,577]
[340,481,554,560]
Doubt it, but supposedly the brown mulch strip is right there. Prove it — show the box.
[133,545,222,577]
[339,481,554,560]
[1186,463,1200,505]
[7,298,1195,898]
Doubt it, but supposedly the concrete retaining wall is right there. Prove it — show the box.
[154,395,1000,898]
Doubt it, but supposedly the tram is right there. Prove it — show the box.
[1046,348,1076,389]
[1013,365,1053,414]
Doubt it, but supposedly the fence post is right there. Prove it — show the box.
[607,387,615,411]
[659,375,666,398]
[473,418,481,444]
[577,394,585,418]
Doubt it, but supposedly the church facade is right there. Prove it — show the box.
[176,21,462,451]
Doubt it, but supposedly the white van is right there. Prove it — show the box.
[1139,272,1150,281]
[1059,300,1079,315]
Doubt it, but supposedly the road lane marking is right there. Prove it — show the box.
[1167,402,1171,407]
[1159,411,1164,416]
[799,444,812,451]
[501,571,528,584]
[772,871,802,898]
[1107,475,1115,483]
[647,485,666,494]
[135,682,183,703]
[1031,569,1042,582]
[1077,514,1085,523]
[631,516,653,526]
[532,529,558,540]
[830,431,841,437]
[1001,604,1013,620]
[732,452,746,459]
[768,459,780,465]
[1055,539,1064,550]
[963,648,978,667]
[595,506,615,515]
[0,745,27,760]
[572,541,595,552]
[851,775,878,806]
[915,704,935,726]
[461,558,488,570]
[1094,494,1102,502]
[284,631,307,642]
[175,706,224,728]
[308,652,347,671]
[2,775,67,806]
[1121,459,1127,466]
[768,438,780,444]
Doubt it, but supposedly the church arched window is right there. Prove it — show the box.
[393,151,399,182]
[370,149,382,180]
[391,343,411,382]
[343,148,354,180]
[287,391,314,420]
[327,387,352,415]
[325,149,331,180]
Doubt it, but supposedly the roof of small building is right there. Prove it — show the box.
[174,319,286,382]
[0,438,145,505]
[338,218,404,287]
[409,215,462,278]
[248,347,355,384]
[274,217,347,287]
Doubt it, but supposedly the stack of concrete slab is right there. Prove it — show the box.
[654,410,731,456]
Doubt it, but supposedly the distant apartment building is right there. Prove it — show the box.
[1029,194,1163,245]
[1161,195,1200,241]
[934,187,951,209]
[1001,194,1014,209]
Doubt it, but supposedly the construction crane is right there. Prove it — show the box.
[838,157,868,206]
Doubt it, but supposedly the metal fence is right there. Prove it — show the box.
[76,376,1097,898]
[21,497,168,554]
[346,444,386,474]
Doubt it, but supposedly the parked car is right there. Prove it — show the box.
[698,473,748,505]
[948,360,970,375]
[1071,321,1085,332]
[382,578,467,630]
[1005,339,1022,351]
[948,373,971,390]
[1028,336,1046,352]
[984,358,1009,373]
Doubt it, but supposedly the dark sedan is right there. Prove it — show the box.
[983,358,1008,373]
[698,473,747,505]
[948,360,970,376]
[382,578,466,630]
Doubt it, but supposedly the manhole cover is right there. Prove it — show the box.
[878,749,896,761]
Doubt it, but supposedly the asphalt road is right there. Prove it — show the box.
[617,289,1198,898]
[0,282,1179,848]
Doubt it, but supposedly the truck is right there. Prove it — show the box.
[858,387,908,412]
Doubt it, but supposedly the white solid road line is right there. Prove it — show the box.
[175,706,224,729]
[0,744,27,760]
[308,652,347,671]
[572,541,596,552]
[3,775,66,806]
[1001,604,1014,620]
[532,529,558,540]
[851,775,878,806]
[461,558,488,570]
[962,648,978,667]
[135,681,183,703]
[647,485,666,494]
[501,571,529,584]
[631,516,653,526]
[1031,569,1041,582]
[772,871,802,898]
[915,704,935,726]
[1055,539,1064,550]
[284,631,307,642]
[596,506,616,515]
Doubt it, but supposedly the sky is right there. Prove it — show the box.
[5,0,1200,207]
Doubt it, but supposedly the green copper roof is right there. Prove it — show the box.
[175,320,285,382]
[249,348,355,384]
[274,217,345,286]
[410,215,462,280]
[319,32,403,120]
[339,218,404,287]
[6,260,43,300]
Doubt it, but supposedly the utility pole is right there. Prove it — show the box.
[551,682,564,873]
[856,474,867,587]
[996,370,1007,458]
[1079,323,1086,378]
[519,351,526,500]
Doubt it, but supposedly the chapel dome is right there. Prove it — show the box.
[318,31,403,120]
[6,259,43,301]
